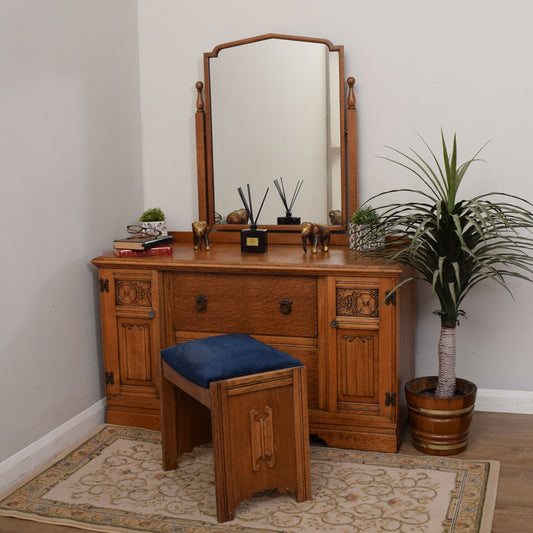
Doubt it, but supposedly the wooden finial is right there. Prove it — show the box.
[196,81,204,112]
[347,77,356,109]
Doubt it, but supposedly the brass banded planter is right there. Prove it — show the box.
[405,376,477,456]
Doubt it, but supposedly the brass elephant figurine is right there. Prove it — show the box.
[192,221,210,251]
[301,222,330,253]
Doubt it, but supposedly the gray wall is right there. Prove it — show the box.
[138,0,533,393]
[0,0,143,462]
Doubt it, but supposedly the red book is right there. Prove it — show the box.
[113,245,173,257]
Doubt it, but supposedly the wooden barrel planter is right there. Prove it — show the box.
[405,376,477,456]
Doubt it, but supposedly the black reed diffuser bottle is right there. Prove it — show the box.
[274,177,303,225]
[238,184,269,253]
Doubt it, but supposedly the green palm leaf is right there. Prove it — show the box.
[359,132,533,327]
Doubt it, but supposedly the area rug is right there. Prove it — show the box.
[0,424,499,533]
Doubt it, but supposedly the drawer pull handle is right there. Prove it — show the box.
[330,319,339,328]
[279,297,292,315]
[195,294,208,311]
[148,310,155,318]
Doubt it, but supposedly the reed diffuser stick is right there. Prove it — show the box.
[273,179,289,212]
[273,177,303,216]
[238,185,269,228]
[289,179,303,212]
[246,184,254,225]
[254,187,270,226]
[237,187,251,221]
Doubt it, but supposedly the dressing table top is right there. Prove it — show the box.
[92,241,404,277]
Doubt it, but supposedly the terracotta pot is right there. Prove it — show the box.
[405,376,477,456]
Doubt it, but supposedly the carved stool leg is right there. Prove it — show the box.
[210,380,235,523]
[175,388,211,456]
[160,371,178,471]
[291,365,311,502]
[161,361,211,470]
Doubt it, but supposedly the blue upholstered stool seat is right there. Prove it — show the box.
[161,333,302,388]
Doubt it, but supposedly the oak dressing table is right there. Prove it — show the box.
[92,240,415,452]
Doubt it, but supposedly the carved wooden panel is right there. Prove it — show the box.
[337,331,379,406]
[117,318,153,383]
[336,287,379,318]
[115,280,152,307]
[250,406,276,471]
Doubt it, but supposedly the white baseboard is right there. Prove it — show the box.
[476,388,533,414]
[0,398,106,494]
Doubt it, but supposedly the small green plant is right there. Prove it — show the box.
[350,205,380,225]
[140,207,165,222]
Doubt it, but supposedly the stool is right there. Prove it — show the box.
[160,333,311,523]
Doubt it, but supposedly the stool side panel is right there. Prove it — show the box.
[222,371,308,508]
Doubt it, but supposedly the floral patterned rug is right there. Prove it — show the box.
[0,424,498,533]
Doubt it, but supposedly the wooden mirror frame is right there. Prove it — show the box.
[195,33,358,240]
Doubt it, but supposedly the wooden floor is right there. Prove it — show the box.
[0,411,531,532]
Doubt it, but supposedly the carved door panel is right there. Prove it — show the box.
[98,269,162,406]
[336,328,380,410]
[328,276,397,422]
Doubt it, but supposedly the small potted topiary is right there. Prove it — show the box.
[349,204,384,251]
[140,207,167,236]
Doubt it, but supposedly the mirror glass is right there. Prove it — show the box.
[204,35,345,228]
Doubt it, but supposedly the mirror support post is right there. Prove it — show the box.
[195,81,209,221]
[346,77,359,213]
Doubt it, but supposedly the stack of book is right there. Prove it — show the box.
[113,234,174,257]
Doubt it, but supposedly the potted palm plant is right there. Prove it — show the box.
[358,132,533,455]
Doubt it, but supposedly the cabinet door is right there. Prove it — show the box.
[98,268,162,427]
[328,276,397,423]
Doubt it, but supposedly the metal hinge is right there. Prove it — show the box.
[384,290,396,306]
[104,372,114,385]
[385,392,397,407]
[99,279,110,293]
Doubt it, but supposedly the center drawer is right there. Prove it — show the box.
[169,272,317,337]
